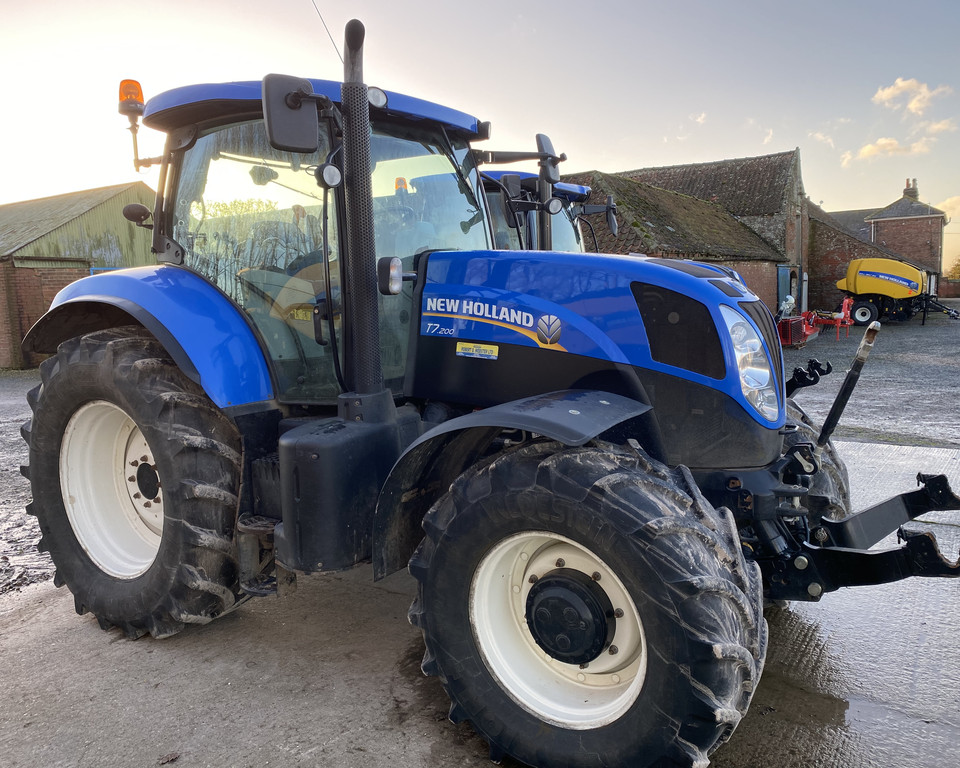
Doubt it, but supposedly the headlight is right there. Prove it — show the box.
[720,306,779,421]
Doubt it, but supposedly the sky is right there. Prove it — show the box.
[2,0,958,269]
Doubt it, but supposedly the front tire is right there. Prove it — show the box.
[785,399,851,520]
[409,441,766,767]
[22,327,245,639]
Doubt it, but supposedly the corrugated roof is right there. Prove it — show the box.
[0,183,150,257]
[563,171,786,262]
[619,149,800,217]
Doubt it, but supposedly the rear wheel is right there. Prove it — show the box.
[22,327,245,638]
[409,440,766,767]
[851,300,879,325]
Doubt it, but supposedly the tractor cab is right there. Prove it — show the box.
[134,79,490,404]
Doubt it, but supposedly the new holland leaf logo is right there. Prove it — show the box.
[536,314,562,345]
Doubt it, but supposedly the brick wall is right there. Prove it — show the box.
[0,262,88,369]
[807,220,885,311]
[871,217,944,274]
[728,259,778,311]
[940,280,960,299]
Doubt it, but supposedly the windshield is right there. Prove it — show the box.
[170,116,488,404]
[483,184,583,253]
[551,205,584,253]
[371,124,488,260]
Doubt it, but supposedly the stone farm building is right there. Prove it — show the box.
[563,170,785,309]
[0,182,155,368]
[566,151,949,313]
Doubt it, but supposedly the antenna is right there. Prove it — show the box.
[310,1,344,64]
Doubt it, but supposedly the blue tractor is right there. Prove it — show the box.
[21,20,960,768]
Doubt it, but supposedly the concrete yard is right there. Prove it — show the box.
[1,306,958,767]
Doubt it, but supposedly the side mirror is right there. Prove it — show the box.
[536,134,562,185]
[123,203,152,229]
[606,195,619,237]
[262,74,320,153]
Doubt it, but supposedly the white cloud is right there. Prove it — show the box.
[840,151,853,168]
[872,77,953,116]
[936,196,960,221]
[856,136,935,160]
[809,131,835,148]
[925,118,958,135]
[762,129,774,145]
[690,112,707,125]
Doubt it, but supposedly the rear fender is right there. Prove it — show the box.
[373,390,651,579]
[22,265,273,409]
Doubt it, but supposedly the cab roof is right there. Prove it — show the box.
[142,78,485,138]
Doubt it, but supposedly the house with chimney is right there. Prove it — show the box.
[827,179,947,275]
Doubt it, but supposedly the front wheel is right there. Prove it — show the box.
[409,441,766,767]
[22,327,245,639]
[785,399,850,520]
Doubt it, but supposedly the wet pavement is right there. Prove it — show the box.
[0,369,46,594]
[713,441,960,768]
[781,299,960,448]
[0,305,958,766]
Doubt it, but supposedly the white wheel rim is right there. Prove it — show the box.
[470,532,646,729]
[60,400,163,579]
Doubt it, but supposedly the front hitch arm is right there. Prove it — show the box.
[819,473,960,550]
[764,473,960,601]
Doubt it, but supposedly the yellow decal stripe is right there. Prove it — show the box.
[423,312,566,351]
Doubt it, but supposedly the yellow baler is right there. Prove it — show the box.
[837,257,929,325]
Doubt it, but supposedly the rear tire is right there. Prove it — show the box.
[851,300,879,326]
[22,327,245,639]
[409,440,766,767]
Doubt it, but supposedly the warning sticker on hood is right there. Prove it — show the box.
[456,341,499,360]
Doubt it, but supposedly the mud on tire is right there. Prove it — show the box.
[785,398,851,520]
[21,326,245,639]
[409,440,767,767]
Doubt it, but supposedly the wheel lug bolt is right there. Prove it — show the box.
[608,645,619,655]
[133,493,141,499]
[128,476,136,483]
[555,558,565,567]
[591,571,601,581]
[140,455,149,462]
[614,608,624,618]
[143,502,152,508]
[153,497,161,504]
[130,460,139,467]
[528,574,538,584]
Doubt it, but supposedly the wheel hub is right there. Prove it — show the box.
[525,568,615,664]
[136,462,161,500]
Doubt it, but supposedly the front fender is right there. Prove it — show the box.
[22,265,273,409]
[373,390,651,579]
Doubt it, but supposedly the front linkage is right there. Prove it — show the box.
[739,322,960,601]
[767,472,960,601]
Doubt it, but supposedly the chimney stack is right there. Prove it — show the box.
[903,178,919,200]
